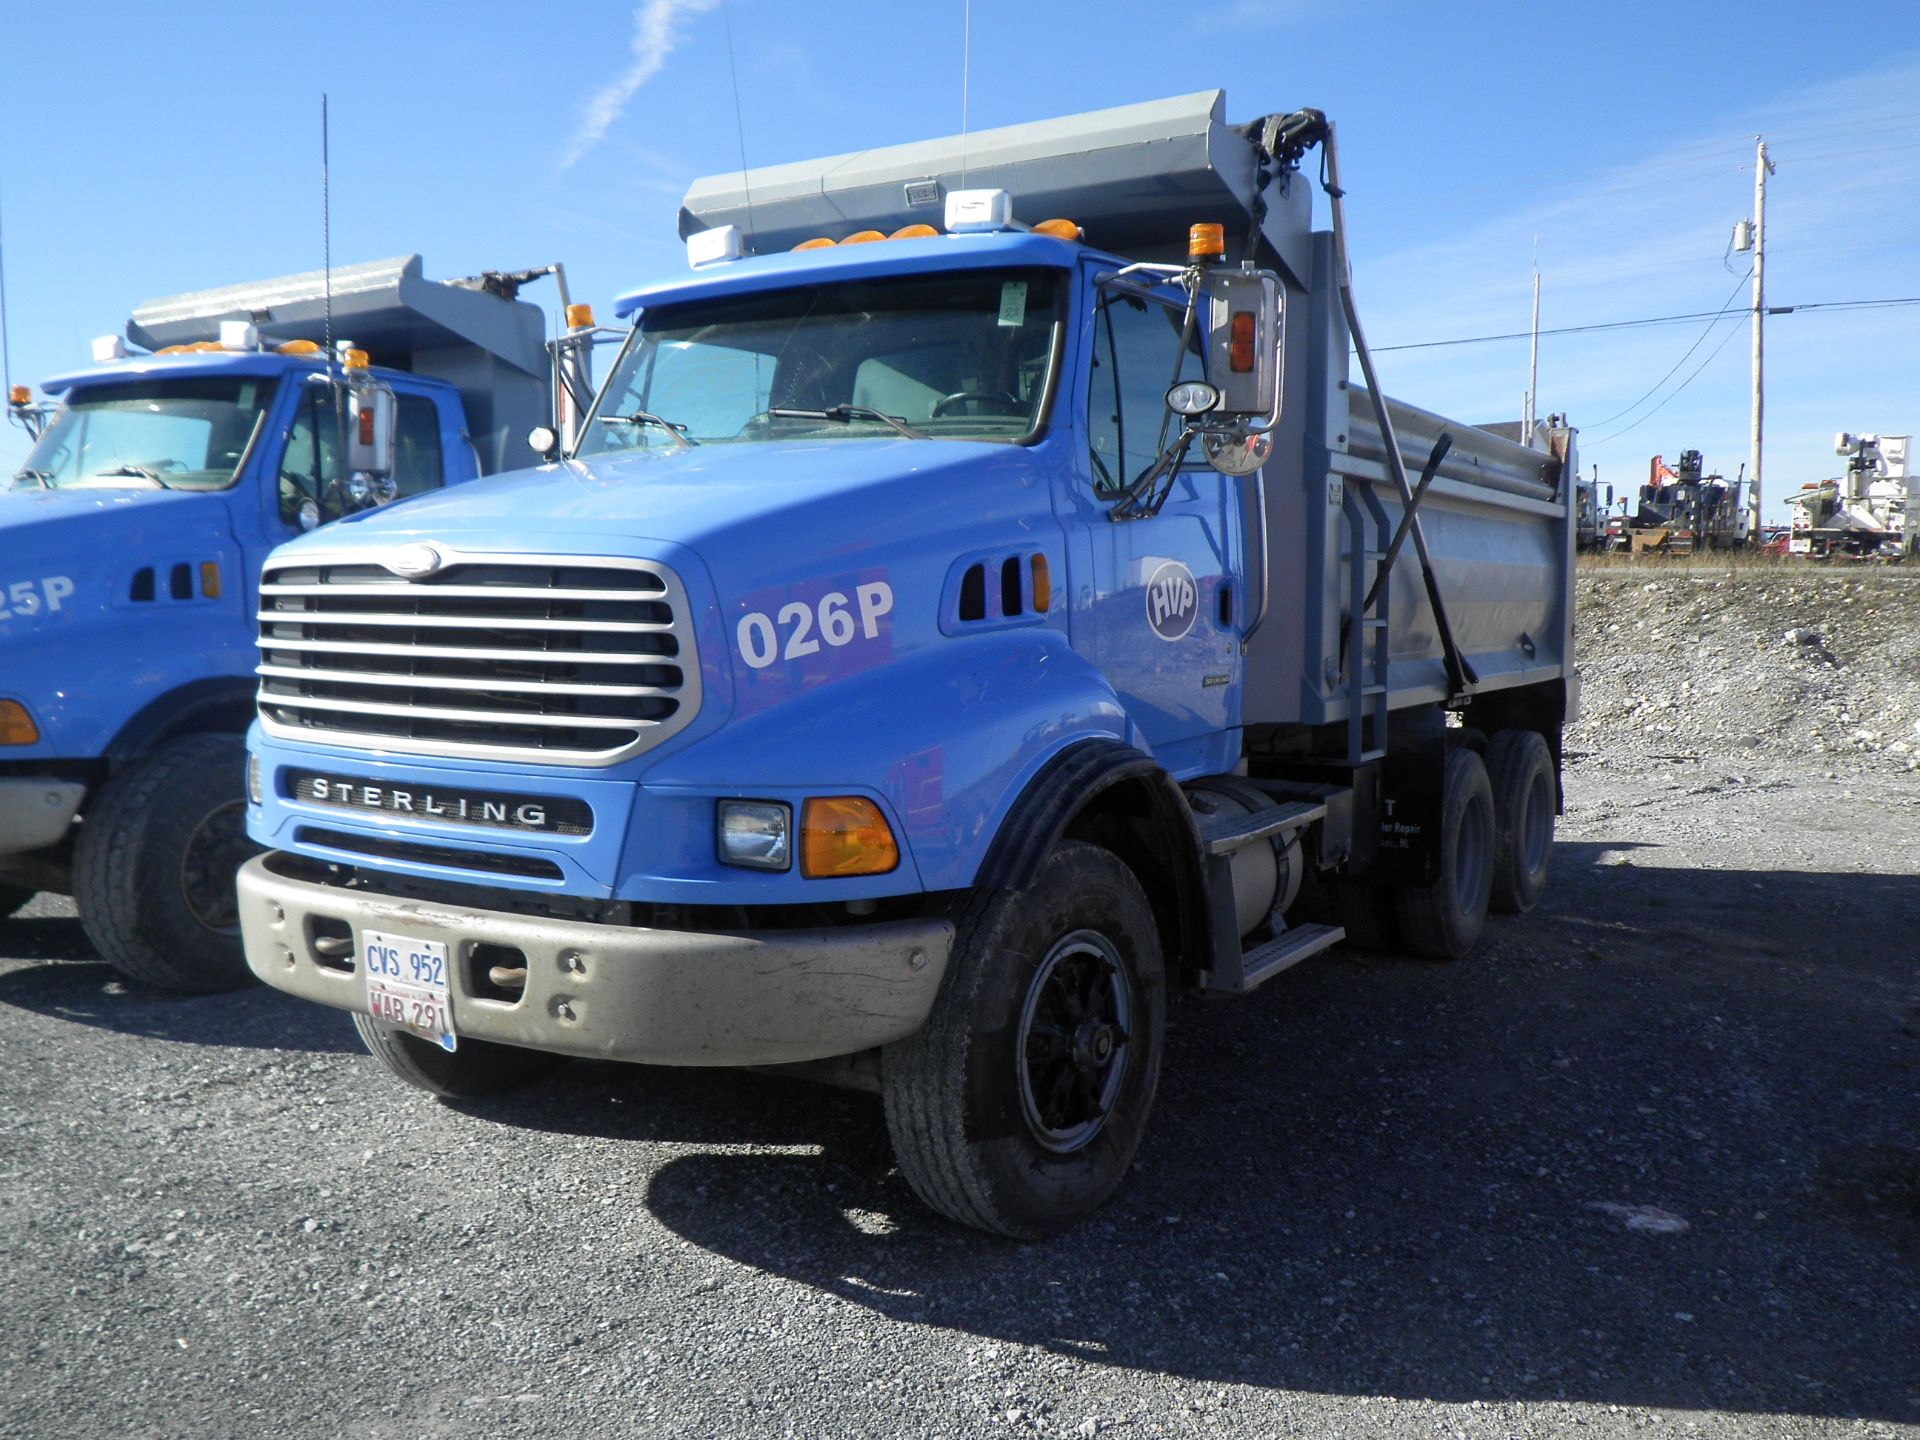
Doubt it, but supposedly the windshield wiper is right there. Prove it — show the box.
[13,468,53,489]
[601,410,697,447]
[770,404,925,440]
[92,463,179,490]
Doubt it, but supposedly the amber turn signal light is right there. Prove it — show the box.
[800,796,899,877]
[1230,311,1257,373]
[0,701,40,746]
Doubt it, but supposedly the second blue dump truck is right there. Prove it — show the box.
[0,256,573,990]
[236,94,1579,1236]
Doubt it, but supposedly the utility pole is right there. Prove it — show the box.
[1748,137,1774,542]
[1523,238,1540,442]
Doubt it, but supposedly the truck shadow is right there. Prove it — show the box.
[0,913,361,1054]
[486,839,1920,1421]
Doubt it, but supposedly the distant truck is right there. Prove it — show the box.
[1788,432,1913,559]
[1613,450,1749,555]
[235,94,1579,1236]
[0,256,581,990]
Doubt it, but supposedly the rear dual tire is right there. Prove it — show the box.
[1395,747,1496,961]
[1485,729,1555,915]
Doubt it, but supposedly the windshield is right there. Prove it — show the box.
[12,376,275,491]
[577,267,1064,454]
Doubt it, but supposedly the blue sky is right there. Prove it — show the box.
[3,0,1915,519]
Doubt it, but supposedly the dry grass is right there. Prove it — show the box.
[1576,551,1918,581]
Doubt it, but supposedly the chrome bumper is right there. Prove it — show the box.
[237,854,954,1066]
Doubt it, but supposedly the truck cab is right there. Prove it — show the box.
[0,256,557,990]
[235,93,1578,1237]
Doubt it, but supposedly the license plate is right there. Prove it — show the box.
[361,929,456,1052]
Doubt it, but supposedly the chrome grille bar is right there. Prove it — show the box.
[255,548,702,766]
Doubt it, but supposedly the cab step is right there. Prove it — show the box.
[1202,922,1346,994]
[1194,799,1327,856]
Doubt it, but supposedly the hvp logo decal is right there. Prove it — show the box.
[1145,560,1198,642]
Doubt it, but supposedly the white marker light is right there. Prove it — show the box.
[219,321,259,352]
[91,334,128,363]
[687,225,745,269]
[944,188,1014,233]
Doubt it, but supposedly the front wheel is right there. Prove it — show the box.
[882,841,1166,1238]
[72,734,260,992]
[351,1015,566,1100]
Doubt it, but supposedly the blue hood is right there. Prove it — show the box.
[0,482,234,550]
[275,437,1040,555]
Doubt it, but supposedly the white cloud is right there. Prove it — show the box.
[560,0,723,172]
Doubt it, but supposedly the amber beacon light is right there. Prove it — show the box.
[1188,222,1226,263]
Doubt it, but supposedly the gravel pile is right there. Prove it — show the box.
[1568,567,1920,774]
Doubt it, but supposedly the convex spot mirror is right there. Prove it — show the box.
[528,425,559,459]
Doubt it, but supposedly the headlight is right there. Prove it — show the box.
[717,800,790,871]
[246,751,264,806]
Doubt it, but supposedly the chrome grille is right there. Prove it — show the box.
[255,550,700,765]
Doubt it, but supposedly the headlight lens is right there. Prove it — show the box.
[717,800,790,870]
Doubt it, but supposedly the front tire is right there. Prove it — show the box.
[1485,729,1555,915]
[1394,747,1495,961]
[882,841,1166,1238]
[72,734,259,992]
[351,1015,565,1100]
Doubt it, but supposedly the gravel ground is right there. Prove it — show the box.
[2,572,1916,1440]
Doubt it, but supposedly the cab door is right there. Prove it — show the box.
[1062,265,1243,766]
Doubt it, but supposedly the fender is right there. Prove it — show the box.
[106,677,257,763]
[975,735,1211,976]
[645,627,1130,894]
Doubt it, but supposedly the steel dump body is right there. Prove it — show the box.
[684,90,1576,733]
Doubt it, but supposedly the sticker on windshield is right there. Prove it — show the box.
[996,281,1028,328]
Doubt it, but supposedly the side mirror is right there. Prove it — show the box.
[346,379,396,481]
[1198,268,1284,477]
[1204,269,1283,423]
[528,425,559,459]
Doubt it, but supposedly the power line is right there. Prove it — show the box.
[1583,269,1751,429]
[1588,320,1747,446]
[1370,294,1920,353]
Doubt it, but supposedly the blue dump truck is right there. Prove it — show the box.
[0,256,570,990]
[237,94,1579,1236]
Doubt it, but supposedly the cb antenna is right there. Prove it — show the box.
[0,175,14,404]
[322,94,335,380]
[720,1,754,245]
[960,0,972,185]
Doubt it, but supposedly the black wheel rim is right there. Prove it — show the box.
[1016,929,1133,1153]
[179,800,251,932]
